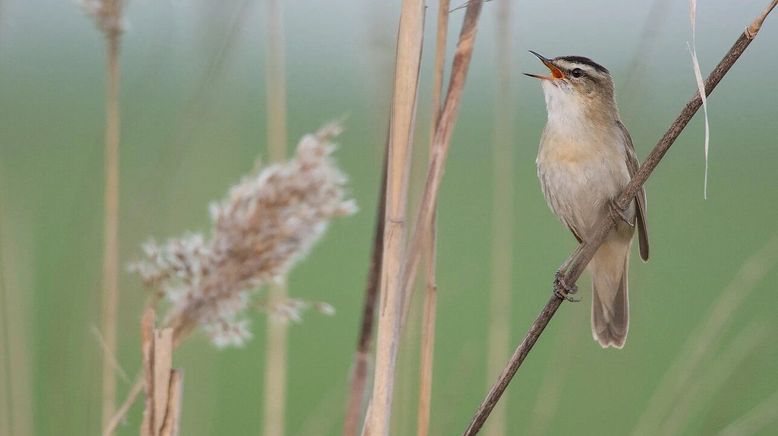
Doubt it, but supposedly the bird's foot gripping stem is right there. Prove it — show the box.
[609,199,634,228]
[553,271,580,302]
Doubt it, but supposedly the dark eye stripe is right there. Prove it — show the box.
[556,56,610,75]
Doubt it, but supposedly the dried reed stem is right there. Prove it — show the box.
[415,2,449,436]
[343,147,387,436]
[103,376,144,436]
[363,0,425,434]
[399,0,485,325]
[463,3,777,434]
[631,235,778,435]
[263,0,289,435]
[484,1,514,435]
[160,370,183,436]
[263,299,288,436]
[106,123,355,434]
[140,309,183,436]
[99,1,123,428]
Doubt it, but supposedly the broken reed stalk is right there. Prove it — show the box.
[463,2,777,434]
[263,0,289,435]
[484,1,514,435]
[415,1,448,436]
[342,146,387,436]
[140,309,183,436]
[105,123,356,435]
[363,0,425,434]
[399,0,484,327]
[97,0,124,429]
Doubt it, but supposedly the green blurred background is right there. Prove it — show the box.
[1,0,777,435]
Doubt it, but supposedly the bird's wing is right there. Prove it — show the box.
[617,120,650,261]
[567,224,583,244]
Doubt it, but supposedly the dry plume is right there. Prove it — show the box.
[131,123,356,347]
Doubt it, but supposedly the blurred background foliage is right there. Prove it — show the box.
[0,0,777,435]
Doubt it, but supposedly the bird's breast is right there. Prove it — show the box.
[536,131,631,236]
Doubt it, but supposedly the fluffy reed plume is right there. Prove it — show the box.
[81,0,125,428]
[81,0,125,36]
[131,123,356,347]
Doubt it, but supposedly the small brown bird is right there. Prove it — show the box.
[525,51,649,349]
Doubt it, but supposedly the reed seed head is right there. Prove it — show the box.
[131,122,356,347]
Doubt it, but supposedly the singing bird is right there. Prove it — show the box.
[525,51,649,349]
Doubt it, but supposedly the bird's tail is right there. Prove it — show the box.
[590,238,631,349]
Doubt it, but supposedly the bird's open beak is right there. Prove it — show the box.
[524,50,564,80]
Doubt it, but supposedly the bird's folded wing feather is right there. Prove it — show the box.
[617,120,650,261]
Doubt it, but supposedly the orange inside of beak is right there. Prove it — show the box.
[544,61,564,79]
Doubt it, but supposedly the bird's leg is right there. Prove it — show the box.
[553,270,580,302]
[609,199,634,228]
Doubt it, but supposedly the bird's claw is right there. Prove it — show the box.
[554,271,580,302]
[609,199,634,228]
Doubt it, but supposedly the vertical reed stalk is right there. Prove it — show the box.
[364,0,425,434]
[140,309,183,436]
[100,1,123,428]
[484,2,514,435]
[263,1,289,435]
[398,0,485,327]
[416,2,448,435]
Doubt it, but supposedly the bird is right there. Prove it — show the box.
[525,51,649,349]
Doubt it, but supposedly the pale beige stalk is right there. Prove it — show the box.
[416,1,448,435]
[98,1,123,428]
[485,1,514,435]
[0,201,33,435]
[399,0,485,326]
[364,0,425,434]
[140,309,183,436]
[263,0,289,435]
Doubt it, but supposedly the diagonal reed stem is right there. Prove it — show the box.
[399,0,485,329]
[343,141,387,436]
[462,2,777,434]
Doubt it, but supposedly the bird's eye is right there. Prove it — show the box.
[571,68,583,78]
